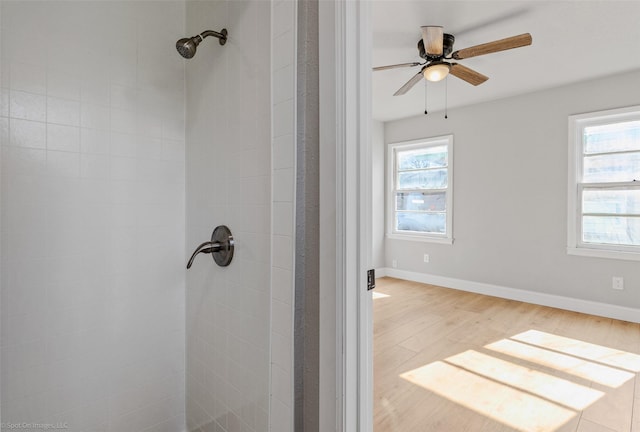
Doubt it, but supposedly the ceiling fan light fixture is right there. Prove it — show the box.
[421,26,444,56]
[423,62,450,82]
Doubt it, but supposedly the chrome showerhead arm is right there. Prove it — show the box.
[200,29,228,45]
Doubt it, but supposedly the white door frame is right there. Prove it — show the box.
[318,0,372,430]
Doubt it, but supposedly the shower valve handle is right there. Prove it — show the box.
[186,241,221,269]
[186,225,234,269]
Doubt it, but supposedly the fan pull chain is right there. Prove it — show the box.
[444,76,448,119]
[424,80,428,115]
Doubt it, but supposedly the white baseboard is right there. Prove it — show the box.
[380,268,640,324]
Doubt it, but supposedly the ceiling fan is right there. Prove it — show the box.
[374,26,532,96]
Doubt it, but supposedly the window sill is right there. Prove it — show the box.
[387,233,454,245]
[567,246,640,262]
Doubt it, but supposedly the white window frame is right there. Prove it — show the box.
[386,135,454,244]
[567,105,640,261]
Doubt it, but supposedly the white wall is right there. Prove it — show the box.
[371,120,385,270]
[0,2,186,431]
[384,69,640,311]
[184,1,273,431]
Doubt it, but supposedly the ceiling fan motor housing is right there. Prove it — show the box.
[418,33,455,60]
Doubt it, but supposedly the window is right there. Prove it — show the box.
[568,106,640,260]
[387,135,453,243]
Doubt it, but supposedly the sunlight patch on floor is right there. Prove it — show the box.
[486,338,635,388]
[400,361,577,432]
[511,329,640,373]
[446,350,604,410]
[399,330,639,432]
[372,291,391,300]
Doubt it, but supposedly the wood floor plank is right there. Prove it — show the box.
[576,419,617,432]
[397,308,480,353]
[632,396,640,432]
[582,380,634,432]
[375,312,443,354]
[374,277,640,432]
[374,343,419,373]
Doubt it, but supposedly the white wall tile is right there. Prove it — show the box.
[80,104,110,130]
[271,267,293,304]
[272,235,293,271]
[7,146,46,176]
[80,154,110,180]
[1,88,10,117]
[1,1,294,432]
[273,168,294,202]
[9,119,46,149]
[273,99,294,138]
[272,1,295,38]
[273,64,294,104]
[81,77,110,106]
[80,128,110,154]
[272,202,293,236]
[138,136,163,160]
[110,156,137,181]
[110,132,137,157]
[110,84,137,111]
[271,299,292,337]
[10,90,46,122]
[185,1,272,431]
[2,260,47,318]
[47,124,80,152]
[10,63,47,95]
[47,68,81,101]
[270,332,292,382]
[109,60,137,88]
[110,108,137,134]
[1,2,186,432]
[47,97,80,126]
[272,133,294,169]
[270,1,296,429]
[0,118,9,145]
[46,150,80,178]
[272,30,295,71]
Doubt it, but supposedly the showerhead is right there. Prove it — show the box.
[176,29,228,59]
[176,36,201,59]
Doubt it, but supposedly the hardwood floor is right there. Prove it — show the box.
[373,277,640,432]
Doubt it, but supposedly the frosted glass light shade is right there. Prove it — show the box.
[423,63,450,82]
[421,26,444,56]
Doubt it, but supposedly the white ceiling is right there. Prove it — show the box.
[372,1,640,122]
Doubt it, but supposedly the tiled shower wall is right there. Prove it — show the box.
[184,1,272,431]
[270,0,296,431]
[0,2,186,431]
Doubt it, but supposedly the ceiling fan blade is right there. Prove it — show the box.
[393,71,424,96]
[373,62,421,72]
[452,33,532,60]
[421,26,443,56]
[449,63,489,86]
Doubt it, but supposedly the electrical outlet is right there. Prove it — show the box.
[392,259,397,268]
[423,254,430,263]
[612,276,624,290]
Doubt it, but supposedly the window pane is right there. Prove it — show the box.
[398,169,448,189]
[397,145,447,170]
[583,152,640,183]
[583,189,640,215]
[396,212,446,234]
[583,216,640,246]
[396,191,446,212]
[584,121,640,154]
